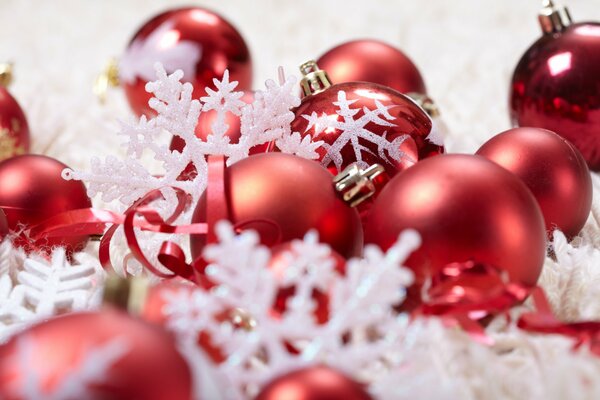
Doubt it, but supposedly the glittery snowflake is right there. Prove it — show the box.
[65,64,320,209]
[302,90,412,171]
[0,246,103,342]
[160,221,420,399]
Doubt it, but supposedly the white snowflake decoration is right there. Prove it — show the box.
[302,90,412,171]
[160,221,420,399]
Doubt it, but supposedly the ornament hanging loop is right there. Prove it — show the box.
[0,63,13,88]
[299,60,332,96]
[539,0,572,34]
[334,163,385,207]
[94,58,120,103]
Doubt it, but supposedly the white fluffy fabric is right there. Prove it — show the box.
[2,1,600,399]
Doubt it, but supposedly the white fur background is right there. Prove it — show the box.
[2,1,600,399]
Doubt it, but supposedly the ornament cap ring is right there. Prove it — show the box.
[299,60,332,96]
[539,0,572,34]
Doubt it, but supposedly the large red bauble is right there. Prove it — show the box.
[269,243,346,324]
[0,154,92,253]
[0,87,30,161]
[0,308,192,400]
[190,153,363,260]
[316,39,426,95]
[364,154,546,305]
[255,365,372,400]
[291,81,443,179]
[119,7,252,117]
[476,127,592,239]
[510,22,600,170]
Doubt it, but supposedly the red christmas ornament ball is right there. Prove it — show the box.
[291,79,443,179]
[0,154,92,253]
[316,39,426,95]
[0,308,193,400]
[0,86,30,160]
[269,242,346,324]
[255,365,372,400]
[476,127,592,239]
[190,153,363,260]
[365,154,546,305]
[120,7,252,117]
[0,209,8,240]
[510,22,600,170]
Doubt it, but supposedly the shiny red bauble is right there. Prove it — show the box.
[510,22,600,170]
[0,154,92,253]
[365,154,546,303]
[477,127,592,239]
[190,153,363,260]
[120,7,252,117]
[291,81,443,179]
[255,365,372,400]
[269,243,346,324]
[0,308,192,400]
[0,87,30,160]
[316,39,426,95]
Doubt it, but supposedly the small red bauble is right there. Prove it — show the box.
[119,7,252,117]
[0,308,193,400]
[291,62,443,180]
[190,153,363,260]
[510,3,600,170]
[364,154,546,306]
[316,39,426,95]
[0,86,30,161]
[255,365,372,400]
[476,127,592,239]
[269,243,346,324]
[0,154,92,253]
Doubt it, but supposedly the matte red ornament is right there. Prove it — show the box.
[510,15,600,170]
[120,7,252,117]
[365,154,546,308]
[0,86,30,161]
[291,62,443,181]
[477,127,592,239]
[0,308,193,400]
[269,243,346,324]
[0,154,92,253]
[190,153,363,260]
[255,365,372,400]
[316,39,426,95]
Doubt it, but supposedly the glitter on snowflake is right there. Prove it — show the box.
[65,64,319,210]
[160,221,420,399]
[302,90,410,171]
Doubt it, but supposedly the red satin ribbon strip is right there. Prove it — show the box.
[206,155,228,244]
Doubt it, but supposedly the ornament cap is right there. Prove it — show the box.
[102,273,149,315]
[538,0,572,35]
[0,63,13,88]
[407,92,440,118]
[334,163,386,207]
[94,58,120,103]
[299,60,332,96]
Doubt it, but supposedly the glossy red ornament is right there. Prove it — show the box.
[0,209,8,240]
[316,39,426,95]
[190,153,363,260]
[0,308,192,400]
[365,154,546,307]
[291,69,443,180]
[510,22,600,170]
[477,127,592,239]
[0,86,30,161]
[0,154,92,253]
[255,365,372,400]
[269,243,346,324]
[120,7,252,117]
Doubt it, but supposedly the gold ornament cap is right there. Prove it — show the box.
[102,273,149,315]
[94,58,120,103]
[299,60,332,96]
[539,0,572,35]
[334,163,385,207]
[406,92,440,118]
[0,63,13,88]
